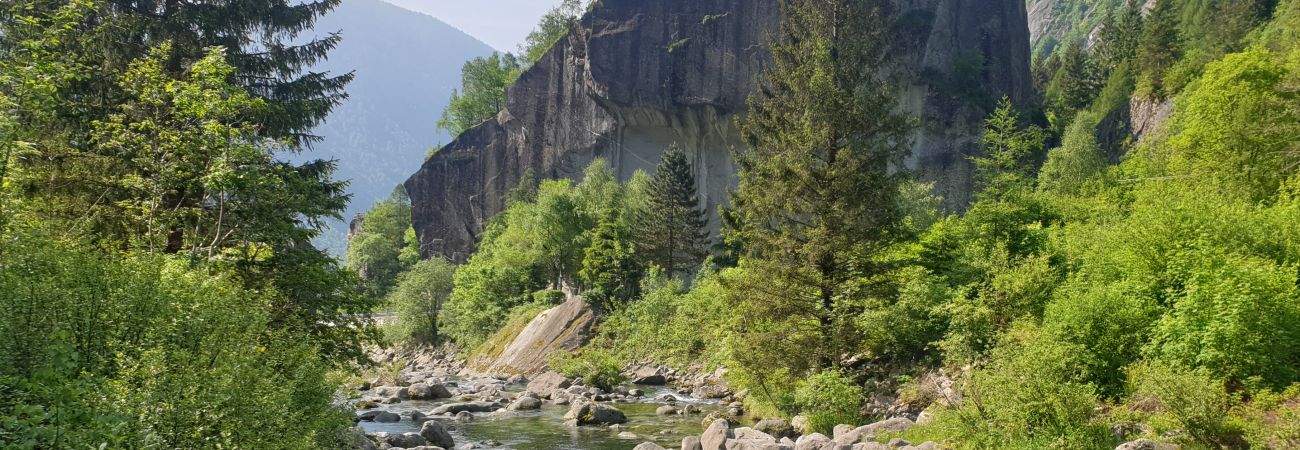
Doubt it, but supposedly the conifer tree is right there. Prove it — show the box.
[1138,0,1184,96]
[1094,1,1145,72]
[580,216,644,313]
[635,145,710,278]
[730,0,913,373]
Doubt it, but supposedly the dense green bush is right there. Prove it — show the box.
[1125,361,1242,448]
[795,370,865,435]
[0,234,352,449]
[549,347,626,392]
[920,324,1110,449]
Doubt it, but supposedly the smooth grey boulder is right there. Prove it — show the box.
[682,436,703,450]
[834,418,915,445]
[507,396,542,411]
[376,432,426,448]
[563,401,628,425]
[701,418,733,450]
[635,442,668,450]
[794,433,832,450]
[454,411,474,422]
[656,405,679,416]
[373,411,401,423]
[430,401,499,415]
[753,418,797,440]
[408,382,453,400]
[419,420,455,449]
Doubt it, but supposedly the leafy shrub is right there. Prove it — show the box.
[549,347,626,391]
[0,235,352,449]
[1235,384,1300,449]
[1125,361,1243,448]
[924,323,1110,449]
[795,370,864,435]
[532,289,566,306]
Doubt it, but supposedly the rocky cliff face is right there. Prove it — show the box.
[406,0,1034,260]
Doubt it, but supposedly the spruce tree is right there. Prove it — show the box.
[1138,0,1184,96]
[635,145,710,279]
[730,0,913,375]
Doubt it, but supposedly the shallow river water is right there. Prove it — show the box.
[357,385,727,450]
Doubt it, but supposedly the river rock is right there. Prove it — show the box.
[635,443,668,450]
[631,366,668,385]
[701,418,732,450]
[375,432,426,448]
[408,382,453,400]
[692,383,730,399]
[419,420,455,449]
[374,385,409,399]
[430,401,499,415]
[454,411,474,422]
[345,427,378,450]
[754,418,798,440]
[794,433,832,450]
[355,399,379,410]
[563,401,628,425]
[618,431,639,439]
[407,410,429,422]
[373,411,401,423]
[790,416,812,435]
[1115,439,1179,450]
[834,418,915,445]
[656,405,679,416]
[508,396,542,410]
[682,436,703,450]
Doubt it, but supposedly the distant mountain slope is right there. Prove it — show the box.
[307,0,495,252]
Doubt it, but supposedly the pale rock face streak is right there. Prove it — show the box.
[405,0,1034,260]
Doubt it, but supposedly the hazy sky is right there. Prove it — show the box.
[379,0,556,51]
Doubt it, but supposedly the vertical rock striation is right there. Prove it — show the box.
[405,0,1034,260]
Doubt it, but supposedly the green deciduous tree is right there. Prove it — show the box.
[520,0,584,64]
[385,257,456,345]
[635,145,710,278]
[437,52,522,137]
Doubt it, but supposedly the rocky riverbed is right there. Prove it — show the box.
[348,360,744,450]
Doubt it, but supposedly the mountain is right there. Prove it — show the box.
[305,0,495,252]
[404,0,1036,261]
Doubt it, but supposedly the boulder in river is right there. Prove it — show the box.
[454,411,474,422]
[507,396,542,410]
[700,418,732,450]
[681,436,703,450]
[563,401,628,425]
[527,371,572,394]
[408,382,453,400]
[630,366,667,385]
[374,432,426,448]
[430,401,499,415]
[419,420,455,449]
[633,442,667,450]
[656,405,678,416]
[372,411,401,423]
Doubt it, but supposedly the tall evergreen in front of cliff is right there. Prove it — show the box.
[1138,0,1184,96]
[635,145,710,279]
[729,0,914,381]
